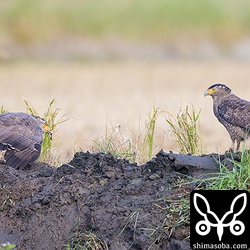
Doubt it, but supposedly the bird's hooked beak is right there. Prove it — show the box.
[43,123,53,140]
[204,88,216,97]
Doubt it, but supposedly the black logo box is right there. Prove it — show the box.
[190,190,250,249]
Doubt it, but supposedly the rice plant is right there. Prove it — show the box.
[142,107,160,161]
[23,98,68,162]
[166,104,203,155]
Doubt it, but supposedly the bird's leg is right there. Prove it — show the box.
[236,140,241,152]
[230,140,236,152]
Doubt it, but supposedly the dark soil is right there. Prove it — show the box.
[0,150,235,250]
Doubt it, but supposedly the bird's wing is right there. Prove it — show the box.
[218,97,250,129]
[4,144,41,169]
[0,113,43,168]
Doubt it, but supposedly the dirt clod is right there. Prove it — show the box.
[0,150,231,249]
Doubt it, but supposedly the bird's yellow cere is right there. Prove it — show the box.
[204,88,217,96]
[43,123,51,133]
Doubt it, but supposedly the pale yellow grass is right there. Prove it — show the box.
[0,60,249,164]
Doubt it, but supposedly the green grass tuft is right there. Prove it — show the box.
[92,122,137,162]
[23,98,68,164]
[143,107,160,161]
[93,107,161,163]
[199,150,250,191]
[166,104,203,155]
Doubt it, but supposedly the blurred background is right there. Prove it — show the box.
[0,0,250,163]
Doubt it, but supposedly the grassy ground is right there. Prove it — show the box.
[0,60,249,164]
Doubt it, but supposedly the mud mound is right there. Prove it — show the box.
[0,150,234,250]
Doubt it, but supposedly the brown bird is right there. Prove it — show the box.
[204,83,250,151]
[0,112,52,169]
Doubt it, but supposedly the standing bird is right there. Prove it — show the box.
[0,112,52,169]
[204,83,250,151]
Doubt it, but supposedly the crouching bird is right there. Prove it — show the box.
[204,83,250,152]
[0,112,52,169]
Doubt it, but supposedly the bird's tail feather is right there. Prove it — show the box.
[4,148,39,169]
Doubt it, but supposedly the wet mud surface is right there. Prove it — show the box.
[0,150,236,250]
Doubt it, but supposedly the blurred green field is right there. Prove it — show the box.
[1,0,250,44]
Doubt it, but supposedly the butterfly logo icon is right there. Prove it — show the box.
[193,193,247,241]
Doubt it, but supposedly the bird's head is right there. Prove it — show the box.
[33,116,53,139]
[204,83,232,99]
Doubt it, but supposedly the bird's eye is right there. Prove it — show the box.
[212,87,218,93]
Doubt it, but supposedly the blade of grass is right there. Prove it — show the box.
[143,107,161,161]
